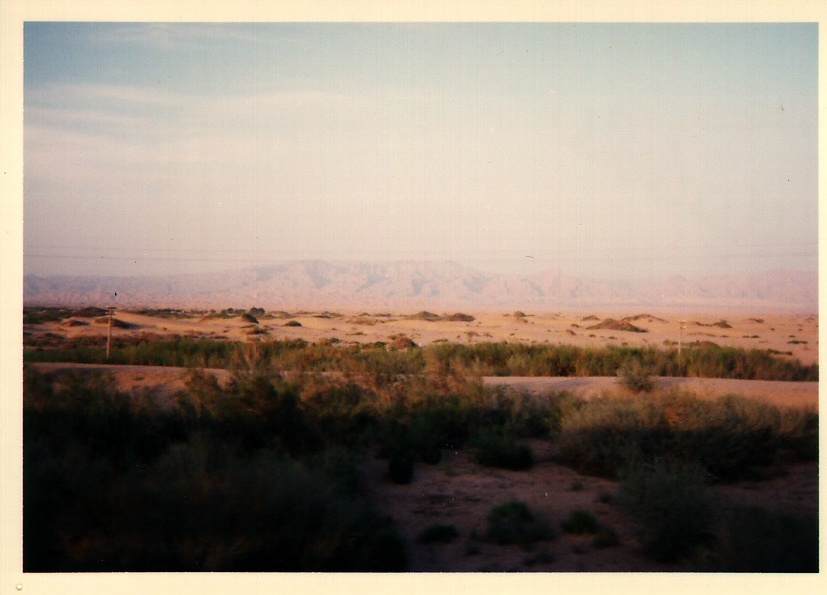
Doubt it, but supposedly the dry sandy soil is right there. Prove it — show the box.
[23,308,820,572]
[27,307,819,365]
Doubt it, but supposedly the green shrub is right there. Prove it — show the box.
[556,392,815,480]
[561,509,599,534]
[669,394,781,480]
[23,332,817,381]
[616,460,713,563]
[472,430,533,470]
[303,382,378,448]
[617,359,655,392]
[776,407,819,461]
[485,501,555,549]
[488,390,566,438]
[556,397,671,478]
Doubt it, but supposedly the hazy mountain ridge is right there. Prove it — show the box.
[23,261,818,312]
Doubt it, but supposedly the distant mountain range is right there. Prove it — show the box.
[22,261,818,312]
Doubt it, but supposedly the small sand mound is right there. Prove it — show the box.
[93,317,135,329]
[586,318,647,333]
[347,317,379,325]
[442,313,475,322]
[62,318,88,327]
[408,311,441,322]
[624,313,667,323]
[74,306,109,318]
[694,320,732,329]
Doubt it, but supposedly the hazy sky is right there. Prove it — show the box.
[23,22,818,280]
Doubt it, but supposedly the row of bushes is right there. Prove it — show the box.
[24,366,818,570]
[24,337,818,381]
[425,341,817,381]
[23,367,407,571]
[556,392,818,480]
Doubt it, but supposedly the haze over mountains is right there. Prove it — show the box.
[23,261,818,312]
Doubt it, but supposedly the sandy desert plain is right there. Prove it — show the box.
[22,305,820,572]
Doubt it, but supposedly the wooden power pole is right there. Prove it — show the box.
[106,305,114,360]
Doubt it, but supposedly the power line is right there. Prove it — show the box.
[23,249,818,264]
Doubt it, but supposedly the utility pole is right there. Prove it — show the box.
[106,305,114,360]
[106,291,117,361]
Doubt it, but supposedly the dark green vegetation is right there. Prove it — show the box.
[484,501,556,549]
[617,461,714,563]
[472,429,534,470]
[617,359,655,392]
[560,509,600,534]
[23,332,818,382]
[24,368,406,571]
[556,393,818,480]
[617,461,818,571]
[22,313,819,572]
[406,311,475,322]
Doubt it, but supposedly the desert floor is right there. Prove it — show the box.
[29,307,819,365]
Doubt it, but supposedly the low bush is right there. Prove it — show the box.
[485,501,555,549]
[556,397,670,478]
[417,524,460,544]
[617,359,655,392]
[472,430,533,470]
[302,381,378,449]
[556,392,816,480]
[616,460,713,563]
[776,407,819,461]
[561,509,599,534]
[23,332,818,382]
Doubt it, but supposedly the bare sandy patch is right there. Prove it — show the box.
[25,308,818,366]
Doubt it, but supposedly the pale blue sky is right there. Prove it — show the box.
[23,23,818,280]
